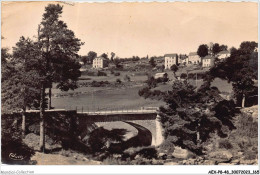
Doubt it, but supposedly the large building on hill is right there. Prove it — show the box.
[164,53,178,69]
[188,52,201,64]
[93,57,108,69]
[202,55,215,68]
[217,50,230,60]
[179,54,188,64]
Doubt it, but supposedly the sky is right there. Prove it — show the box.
[1,1,258,58]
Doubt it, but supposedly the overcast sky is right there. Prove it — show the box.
[2,1,258,58]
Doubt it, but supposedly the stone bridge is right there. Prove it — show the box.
[77,109,164,146]
[26,109,164,146]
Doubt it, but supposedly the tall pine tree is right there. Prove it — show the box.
[37,4,83,152]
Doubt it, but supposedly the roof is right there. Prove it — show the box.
[94,56,106,60]
[218,50,230,55]
[179,54,188,59]
[189,52,198,56]
[164,53,177,57]
[203,55,215,60]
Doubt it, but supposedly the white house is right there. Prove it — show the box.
[92,57,108,69]
[202,55,215,68]
[217,50,230,60]
[188,52,201,64]
[164,54,178,69]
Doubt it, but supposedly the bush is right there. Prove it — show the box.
[97,71,107,76]
[156,73,168,83]
[1,116,35,164]
[244,150,257,160]
[135,147,158,159]
[146,76,157,88]
[138,87,150,99]
[116,79,122,84]
[218,139,233,150]
[124,74,131,82]
[1,137,35,165]
[159,139,176,153]
[114,72,120,76]
[81,70,96,76]
[91,80,110,87]
[180,73,187,79]
[124,146,158,160]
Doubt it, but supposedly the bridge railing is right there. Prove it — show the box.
[26,106,160,114]
[76,106,159,115]
[80,109,158,115]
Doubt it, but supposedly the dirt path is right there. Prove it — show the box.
[31,152,101,165]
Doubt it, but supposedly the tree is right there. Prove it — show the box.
[110,52,115,61]
[87,51,97,64]
[81,51,97,65]
[210,41,258,107]
[13,37,42,138]
[101,53,108,59]
[159,80,237,154]
[239,41,257,55]
[81,56,88,65]
[37,4,83,152]
[219,44,228,52]
[114,57,122,68]
[1,47,12,81]
[1,37,42,138]
[149,57,156,67]
[212,43,220,56]
[161,65,165,72]
[146,75,157,88]
[197,44,208,57]
[170,65,178,78]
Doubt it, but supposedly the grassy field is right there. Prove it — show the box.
[52,60,233,112]
[52,85,165,111]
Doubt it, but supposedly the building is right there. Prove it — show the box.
[92,57,108,69]
[188,52,201,64]
[202,55,215,68]
[217,50,230,60]
[79,61,84,66]
[164,54,178,69]
[179,54,188,64]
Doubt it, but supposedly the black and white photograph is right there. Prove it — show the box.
[1,1,258,174]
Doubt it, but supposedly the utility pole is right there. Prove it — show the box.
[196,72,198,92]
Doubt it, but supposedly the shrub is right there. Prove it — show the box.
[124,74,131,82]
[135,147,158,159]
[218,139,233,150]
[138,87,150,99]
[97,71,107,76]
[124,146,158,160]
[116,79,122,84]
[90,80,110,87]
[81,70,96,76]
[244,150,257,160]
[1,137,35,165]
[114,72,120,76]
[1,116,35,164]
[159,139,176,153]
[146,76,157,88]
[180,73,187,79]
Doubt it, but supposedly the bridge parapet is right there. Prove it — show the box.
[79,109,158,115]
